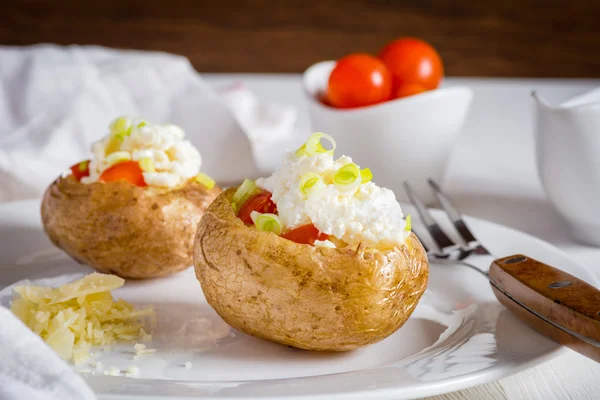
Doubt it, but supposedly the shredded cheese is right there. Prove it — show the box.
[106,367,121,376]
[126,366,140,376]
[10,273,155,364]
[133,343,157,359]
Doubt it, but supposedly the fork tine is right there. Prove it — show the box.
[427,178,477,244]
[403,181,455,251]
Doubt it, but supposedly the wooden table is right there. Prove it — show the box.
[1,0,599,77]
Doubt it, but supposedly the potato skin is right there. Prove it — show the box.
[194,188,429,351]
[41,175,221,279]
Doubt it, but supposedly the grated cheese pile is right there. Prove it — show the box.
[10,273,155,364]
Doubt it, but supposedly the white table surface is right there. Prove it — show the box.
[204,75,600,400]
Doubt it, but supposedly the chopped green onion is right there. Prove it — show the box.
[232,179,259,212]
[405,215,412,232]
[295,142,328,158]
[137,121,147,128]
[110,117,132,140]
[305,132,336,156]
[295,144,309,158]
[333,163,361,192]
[194,172,215,189]
[105,136,122,155]
[106,151,132,166]
[299,172,324,197]
[139,158,155,173]
[360,168,373,183]
[78,160,89,172]
[250,212,283,235]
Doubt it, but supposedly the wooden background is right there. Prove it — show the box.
[1,0,599,77]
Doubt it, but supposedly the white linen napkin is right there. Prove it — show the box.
[0,44,298,203]
[0,44,298,398]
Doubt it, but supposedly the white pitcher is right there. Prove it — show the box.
[533,87,600,246]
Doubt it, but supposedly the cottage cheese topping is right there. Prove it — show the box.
[82,117,202,188]
[256,152,410,247]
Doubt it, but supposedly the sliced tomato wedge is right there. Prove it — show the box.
[281,224,329,245]
[99,161,146,187]
[238,191,278,225]
[70,160,91,181]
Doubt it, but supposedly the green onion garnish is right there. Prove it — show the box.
[106,151,132,167]
[250,212,283,235]
[405,215,412,232]
[195,172,215,189]
[232,179,259,212]
[110,117,132,140]
[139,158,156,173]
[333,163,361,192]
[299,172,324,197]
[78,160,89,172]
[360,168,373,183]
[305,132,336,156]
[295,144,309,158]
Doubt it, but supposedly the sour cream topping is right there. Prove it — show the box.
[256,151,410,247]
[82,117,202,188]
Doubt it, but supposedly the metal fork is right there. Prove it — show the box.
[403,179,493,277]
[403,179,600,363]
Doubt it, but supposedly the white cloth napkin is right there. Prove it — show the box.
[0,305,96,400]
[0,44,296,203]
[0,44,298,399]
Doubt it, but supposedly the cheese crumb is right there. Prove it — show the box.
[126,366,140,376]
[10,273,155,363]
[139,328,153,342]
[134,343,157,355]
[106,367,121,376]
[314,239,336,248]
[184,361,192,368]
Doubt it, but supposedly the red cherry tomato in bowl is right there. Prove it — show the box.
[379,38,444,91]
[394,83,428,99]
[99,161,146,187]
[326,53,392,109]
[281,224,328,245]
[238,191,278,225]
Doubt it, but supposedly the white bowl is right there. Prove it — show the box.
[302,61,473,204]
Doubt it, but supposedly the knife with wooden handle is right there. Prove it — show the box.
[490,254,600,362]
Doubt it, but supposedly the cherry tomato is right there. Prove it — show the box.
[326,53,392,109]
[238,192,278,225]
[281,224,329,245]
[379,38,444,91]
[319,93,333,107]
[99,161,146,187]
[70,160,90,181]
[394,83,427,99]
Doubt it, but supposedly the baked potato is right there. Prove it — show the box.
[194,133,428,351]
[41,116,221,279]
[43,176,220,279]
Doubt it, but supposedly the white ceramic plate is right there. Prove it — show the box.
[0,199,597,400]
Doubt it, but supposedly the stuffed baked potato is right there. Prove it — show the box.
[42,117,220,279]
[194,133,428,351]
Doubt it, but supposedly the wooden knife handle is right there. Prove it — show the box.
[490,254,600,362]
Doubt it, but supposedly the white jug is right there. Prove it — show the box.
[533,87,600,246]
